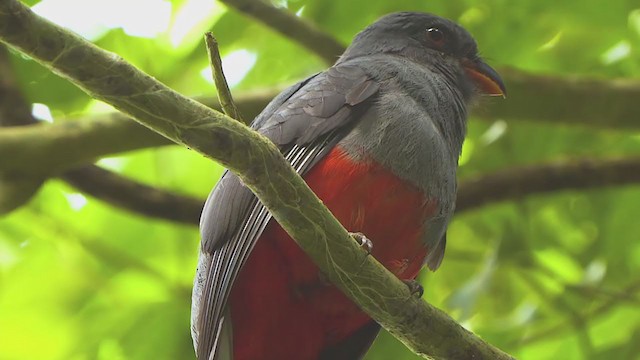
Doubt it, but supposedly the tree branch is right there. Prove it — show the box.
[204,32,243,122]
[0,1,511,359]
[0,45,33,126]
[455,156,640,212]
[475,68,640,130]
[4,66,640,176]
[0,44,44,213]
[221,0,640,130]
[0,90,275,175]
[59,156,640,226]
[218,0,345,65]
[1,44,182,215]
[60,165,203,224]
[0,113,170,174]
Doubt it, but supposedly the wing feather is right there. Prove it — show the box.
[192,65,379,360]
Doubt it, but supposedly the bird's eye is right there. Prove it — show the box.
[426,27,446,47]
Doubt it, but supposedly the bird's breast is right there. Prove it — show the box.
[229,145,439,358]
[300,145,438,279]
[337,88,459,219]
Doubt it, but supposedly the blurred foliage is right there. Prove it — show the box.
[1,0,640,359]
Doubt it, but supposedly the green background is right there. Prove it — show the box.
[1,0,640,359]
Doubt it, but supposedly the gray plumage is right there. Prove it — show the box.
[193,65,379,360]
[192,11,498,360]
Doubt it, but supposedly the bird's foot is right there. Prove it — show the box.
[403,280,424,298]
[350,232,373,255]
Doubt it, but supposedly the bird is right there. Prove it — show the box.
[191,11,506,360]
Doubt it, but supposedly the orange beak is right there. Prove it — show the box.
[462,58,506,98]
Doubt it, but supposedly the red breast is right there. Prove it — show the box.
[229,146,437,359]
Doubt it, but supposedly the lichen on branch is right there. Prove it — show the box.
[0,1,512,359]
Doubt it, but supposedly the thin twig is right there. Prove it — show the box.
[204,32,244,123]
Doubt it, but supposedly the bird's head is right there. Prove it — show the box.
[340,12,506,98]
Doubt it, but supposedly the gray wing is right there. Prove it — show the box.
[192,64,380,360]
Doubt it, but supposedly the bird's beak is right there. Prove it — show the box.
[462,58,506,98]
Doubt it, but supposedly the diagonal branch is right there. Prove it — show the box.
[0,1,512,359]
[218,0,345,65]
[1,44,176,216]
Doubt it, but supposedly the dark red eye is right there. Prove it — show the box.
[426,27,445,47]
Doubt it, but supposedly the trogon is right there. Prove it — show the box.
[191,12,506,360]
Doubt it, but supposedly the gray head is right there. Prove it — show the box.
[340,12,506,97]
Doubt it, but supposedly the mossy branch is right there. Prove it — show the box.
[0,1,512,359]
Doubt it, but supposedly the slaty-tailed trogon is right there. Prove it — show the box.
[191,12,506,360]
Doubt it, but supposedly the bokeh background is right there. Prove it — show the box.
[1,0,640,359]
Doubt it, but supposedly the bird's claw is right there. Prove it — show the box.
[403,280,424,298]
[350,232,373,255]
